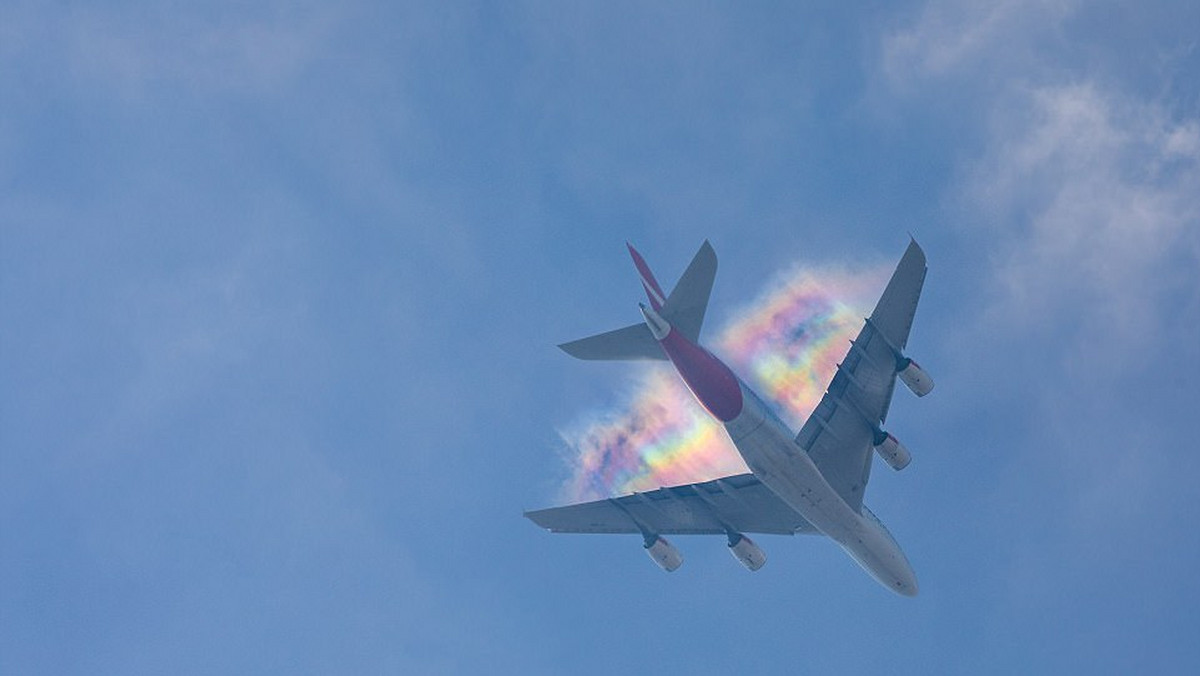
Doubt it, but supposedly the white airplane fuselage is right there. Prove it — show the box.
[726,380,918,596]
[638,297,918,596]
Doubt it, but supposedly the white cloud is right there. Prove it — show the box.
[882,0,1076,86]
[959,81,1200,563]
[1,2,340,100]
[967,82,1200,361]
[881,5,1200,636]
[880,0,1200,371]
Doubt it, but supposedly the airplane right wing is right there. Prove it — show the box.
[795,240,928,513]
[525,473,818,536]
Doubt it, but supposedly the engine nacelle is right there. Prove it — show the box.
[873,431,912,471]
[896,357,934,397]
[644,535,683,572]
[727,533,766,571]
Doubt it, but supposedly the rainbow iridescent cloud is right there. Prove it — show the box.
[558,263,888,503]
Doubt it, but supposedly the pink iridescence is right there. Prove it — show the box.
[557,263,888,503]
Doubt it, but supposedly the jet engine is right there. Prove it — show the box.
[727,533,766,571]
[644,535,683,572]
[896,357,934,397]
[873,430,912,471]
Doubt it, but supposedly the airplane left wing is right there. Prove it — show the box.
[525,473,818,535]
[796,240,928,513]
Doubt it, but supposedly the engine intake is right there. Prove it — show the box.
[873,430,912,471]
[644,535,683,572]
[727,533,766,571]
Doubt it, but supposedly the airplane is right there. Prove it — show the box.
[525,240,933,596]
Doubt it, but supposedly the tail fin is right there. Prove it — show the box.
[661,240,716,343]
[558,241,717,361]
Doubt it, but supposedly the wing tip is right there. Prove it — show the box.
[556,341,584,359]
[904,235,927,266]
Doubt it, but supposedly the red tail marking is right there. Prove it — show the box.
[627,242,666,311]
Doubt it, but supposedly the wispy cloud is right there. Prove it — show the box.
[0,2,362,154]
[882,2,1200,626]
[882,0,1076,86]
[880,0,1200,378]
[48,3,337,97]
[969,83,1200,363]
[962,80,1200,549]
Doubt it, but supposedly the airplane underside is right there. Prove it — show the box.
[725,381,917,595]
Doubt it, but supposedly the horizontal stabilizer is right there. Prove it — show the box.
[558,323,667,361]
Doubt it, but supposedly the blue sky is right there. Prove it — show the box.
[3,2,1199,674]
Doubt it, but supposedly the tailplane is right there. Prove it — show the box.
[558,240,717,361]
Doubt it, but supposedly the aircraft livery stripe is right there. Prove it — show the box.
[627,242,667,310]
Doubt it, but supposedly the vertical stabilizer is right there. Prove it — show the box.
[662,240,717,343]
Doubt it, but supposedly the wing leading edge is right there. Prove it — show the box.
[524,473,818,536]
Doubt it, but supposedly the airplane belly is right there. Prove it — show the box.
[841,507,919,596]
[724,382,918,595]
[724,383,856,540]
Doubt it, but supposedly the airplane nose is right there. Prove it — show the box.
[895,572,919,597]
